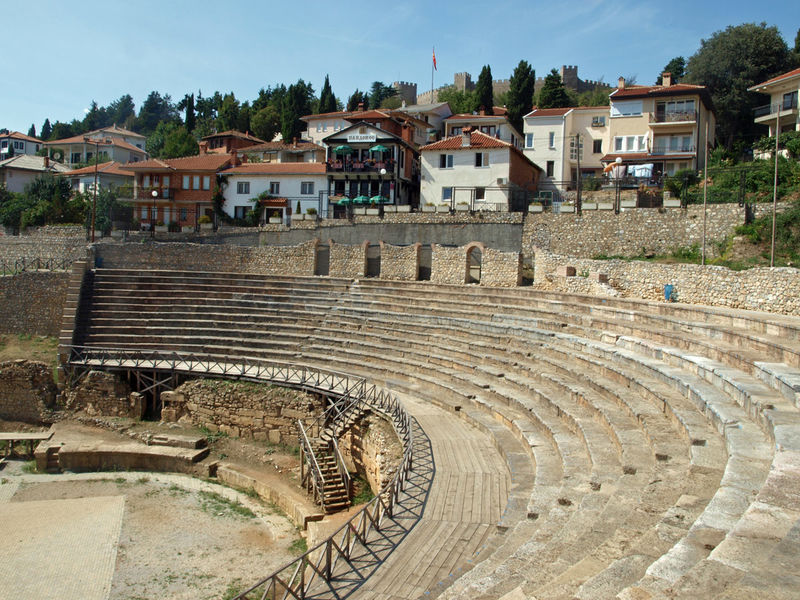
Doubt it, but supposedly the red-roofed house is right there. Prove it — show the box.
[419,129,540,211]
[748,68,800,138]
[444,107,523,150]
[44,125,148,166]
[200,130,267,153]
[0,131,43,158]
[62,161,134,193]
[219,162,328,224]
[240,139,325,163]
[120,151,234,229]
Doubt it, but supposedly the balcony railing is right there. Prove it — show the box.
[754,97,798,118]
[135,187,175,200]
[649,111,697,123]
[326,159,396,174]
[651,145,696,155]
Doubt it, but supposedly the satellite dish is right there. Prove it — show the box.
[52,150,64,161]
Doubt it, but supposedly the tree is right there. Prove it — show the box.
[575,87,610,106]
[506,60,535,133]
[656,57,686,84]
[107,94,136,127]
[194,90,223,138]
[0,188,30,232]
[49,121,75,141]
[346,89,368,111]
[474,65,494,114]
[437,86,474,114]
[250,105,281,142]
[217,93,242,132]
[135,91,179,136]
[40,119,52,140]
[162,126,199,158]
[318,75,337,114]
[27,124,36,138]
[146,121,180,157]
[20,173,78,227]
[538,68,570,108]
[183,93,196,132]
[281,80,315,142]
[368,82,396,109]
[685,22,792,149]
[83,100,108,131]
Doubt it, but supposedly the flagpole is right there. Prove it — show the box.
[431,46,435,94]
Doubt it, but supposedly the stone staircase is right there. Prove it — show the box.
[63,268,800,599]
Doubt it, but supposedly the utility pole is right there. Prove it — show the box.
[575,134,582,215]
[702,120,709,266]
[771,103,780,267]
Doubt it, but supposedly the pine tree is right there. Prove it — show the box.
[41,119,52,140]
[506,60,535,133]
[538,68,570,108]
[28,124,36,138]
[474,65,494,114]
[319,75,337,114]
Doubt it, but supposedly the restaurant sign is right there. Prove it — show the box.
[346,133,377,143]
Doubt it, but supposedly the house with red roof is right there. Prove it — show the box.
[419,128,540,212]
[0,131,43,158]
[120,150,234,229]
[219,161,328,224]
[61,161,134,194]
[240,139,325,164]
[748,68,800,138]
[444,107,523,150]
[200,130,266,153]
[44,125,148,166]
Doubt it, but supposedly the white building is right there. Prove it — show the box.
[220,162,328,223]
[45,125,148,166]
[419,129,540,211]
[523,106,609,190]
[0,155,70,193]
[0,131,43,158]
[240,140,324,163]
[444,108,524,150]
[748,67,800,139]
[62,161,134,193]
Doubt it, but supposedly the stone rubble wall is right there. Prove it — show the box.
[164,379,325,445]
[482,247,523,287]
[0,272,70,336]
[63,370,143,419]
[379,243,419,281]
[329,242,366,278]
[338,414,403,494]
[522,204,745,260]
[431,245,467,285]
[0,237,89,264]
[0,360,58,423]
[533,247,800,315]
[95,240,318,275]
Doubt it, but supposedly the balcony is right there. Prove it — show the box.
[754,97,798,123]
[326,159,396,174]
[649,111,697,125]
[135,187,175,200]
[651,145,696,156]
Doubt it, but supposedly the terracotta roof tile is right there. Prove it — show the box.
[600,152,695,162]
[1,131,42,143]
[420,130,514,151]
[749,67,800,90]
[243,141,324,153]
[120,153,233,172]
[201,130,266,143]
[223,162,327,175]
[44,134,146,154]
[0,155,70,173]
[63,161,134,177]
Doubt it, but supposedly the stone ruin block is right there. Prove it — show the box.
[589,272,609,283]
[556,265,577,277]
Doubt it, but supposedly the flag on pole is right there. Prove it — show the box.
[432,47,437,71]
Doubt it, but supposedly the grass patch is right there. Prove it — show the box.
[221,579,244,600]
[289,536,307,555]
[20,460,38,474]
[351,475,375,506]
[135,476,151,485]
[198,490,256,519]
[168,483,188,496]
[199,425,229,445]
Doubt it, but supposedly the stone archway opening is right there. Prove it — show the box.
[466,246,482,284]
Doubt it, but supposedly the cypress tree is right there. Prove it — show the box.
[506,60,535,133]
[474,65,494,115]
[538,68,570,108]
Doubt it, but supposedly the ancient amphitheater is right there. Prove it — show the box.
[49,260,800,600]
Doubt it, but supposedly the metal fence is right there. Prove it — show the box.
[0,257,75,276]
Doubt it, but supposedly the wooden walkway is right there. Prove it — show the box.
[349,394,512,600]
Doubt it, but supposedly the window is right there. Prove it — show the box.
[141,207,148,219]
[150,207,157,220]
[301,181,314,195]
[637,136,646,151]
[441,187,453,201]
[237,181,250,194]
[525,133,534,148]
[783,91,798,110]
[548,132,555,148]
[569,137,583,160]
[591,116,606,127]
[192,175,200,189]
[610,100,643,117]
[322,123,328,132]
[183,175,190,189]
[439,154,453,169]
[13,141,23,150]
[546,161,554,177]
[614,135,647,153]
[153,175,160,185]
[593,139,602,153]
[202,176,210,190]
[143,175,151,188]
[71,152,81,163]
[480,125,496,136]
[234,206,249,219]
[180,208,188,221]
[475,187,485,200]
[626,137,635,151]
[614,137,623,152]
[163,175,170,187]
[316,123,322,132]
[0,140,7,149]
[475,152,489,167]
[451,126,462,136]
[269,182,280,194]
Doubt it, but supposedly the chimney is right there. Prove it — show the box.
[479,106,486,116]
[357,102,364,111]
[292,137,297,149]
[198,140,209,154]
[618,76,625,90]
[44,155,49,169]
[231,149,240,167]
[461,126,471,147]
[241,153,248,163]
[662,72,672,87]
[400,123,413,144]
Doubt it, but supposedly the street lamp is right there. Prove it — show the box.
[614,156,623,214]
[151,189,158,238]
[83,137,101,242]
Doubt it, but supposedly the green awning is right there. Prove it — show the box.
[369,144,389,152]
[333,145,353,154]
[353,195,370,205]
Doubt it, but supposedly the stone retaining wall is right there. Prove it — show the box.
[329,242,366,278]
[522,204,745,259]
[338,414,402,494]
[380,243,420,281]
[431,245,467,285]
[0,360,58,423]
[533,247,800,315]
[164,379,325,445]
[0,272,70,336]
[63,370,143,419]
[0,237,89,264]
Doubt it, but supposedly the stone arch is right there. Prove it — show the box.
[464,242,486,284]
[313,238,330,277]
[362,240,377,278]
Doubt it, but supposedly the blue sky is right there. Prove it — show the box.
[3,0,798,134]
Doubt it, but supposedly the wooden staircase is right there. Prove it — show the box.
[310,441,351,514]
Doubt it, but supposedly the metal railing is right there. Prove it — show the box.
[649,110,697,123]
[1,257,75,276]
[62,345,416,600]
[754,98,798,118]
[298,421,326,506]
